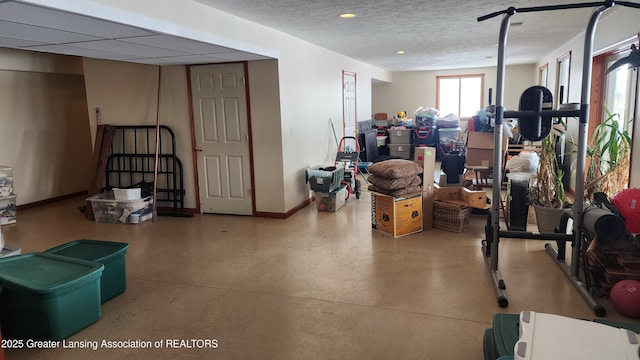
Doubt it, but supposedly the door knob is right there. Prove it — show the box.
[195,146,203,152]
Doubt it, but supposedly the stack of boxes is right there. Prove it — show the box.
[0,166,16,225]
[387,128,413,160]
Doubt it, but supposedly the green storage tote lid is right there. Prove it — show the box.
[45,239,128,263]
[0,253,103,296]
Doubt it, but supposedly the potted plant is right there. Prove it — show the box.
[530,108,631,233]
[583,108,631,200]
[529,122,571,233]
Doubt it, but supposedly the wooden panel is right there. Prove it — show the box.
[85,124,115,220]
[433,185,487,209]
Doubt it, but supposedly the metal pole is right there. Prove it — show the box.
[564,3,611,317]
[489,8,515,308]
[153,67,162,222]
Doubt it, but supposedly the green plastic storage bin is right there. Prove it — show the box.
[492,313,520,357]
[0,253,103,340]
[45,239,128,303]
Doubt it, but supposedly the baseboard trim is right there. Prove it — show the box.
[15,192,311,220]
[17,190,88,210]
[255,197,312,219]
[156,206,198,215]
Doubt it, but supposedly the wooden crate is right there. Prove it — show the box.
[371,192,423,238]
[433,185,488,209]
[433,201,471,233]
[586,246,640,297]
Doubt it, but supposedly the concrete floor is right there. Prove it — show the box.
[1,189,636,360]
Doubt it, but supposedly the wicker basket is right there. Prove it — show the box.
[433,200,472,233]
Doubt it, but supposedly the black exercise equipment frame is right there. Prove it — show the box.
[478,0,640,317]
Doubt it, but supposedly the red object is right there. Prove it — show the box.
[611,188,640,233]
[610,279,640,318]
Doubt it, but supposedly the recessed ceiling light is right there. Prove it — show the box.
[395,50,406,55]
[339,13,357,18]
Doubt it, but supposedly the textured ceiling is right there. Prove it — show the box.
[0,0,618,70]
[197,0,602,70]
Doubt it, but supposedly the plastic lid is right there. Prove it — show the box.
[506,172,534,181]
[45,239,128,262]
[0,253,103,295]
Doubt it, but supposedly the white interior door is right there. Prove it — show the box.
[190,63,252,215]
[343,71,356,139]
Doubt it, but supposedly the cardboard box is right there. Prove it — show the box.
[371,192,423,238]
[466,132,507,167]
[414,146,436,181]
[434,185,488,209]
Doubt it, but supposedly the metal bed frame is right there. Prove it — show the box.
[105,125,190,217]
[478,0,640,317]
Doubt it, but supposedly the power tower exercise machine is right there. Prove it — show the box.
[478,0,640,317]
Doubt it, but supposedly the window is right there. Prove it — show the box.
[556,52,571,106]
[539,63,548,87]
[436,74,484,119]
[589,36,639,187]
[604,51,637,128]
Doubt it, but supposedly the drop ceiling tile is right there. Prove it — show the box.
[207,51,270,61]
[25,44,146,61]
[0,36,46,48]
[121,35,235,54]
[0,2,154,38]
[0,20,100,43]
[68,39,190,57]
[126,55,230,65]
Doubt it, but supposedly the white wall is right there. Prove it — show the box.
[536,6,640,188]
[372,65,536,117]
[0,48,92,205]
[247,60,285,213]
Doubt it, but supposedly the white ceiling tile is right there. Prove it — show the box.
[0,1,154,38]
[120,35,235,54]
[207,51,269,61]
[127,55,228,65]
[0,20,100,43]
[25,44,146,61]
[0,36,46,48]
[68,39,191,57]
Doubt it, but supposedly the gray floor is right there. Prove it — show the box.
[0,189,634,359]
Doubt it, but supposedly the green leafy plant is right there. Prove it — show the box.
[583,108,631,199]
[530,124,567,208]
